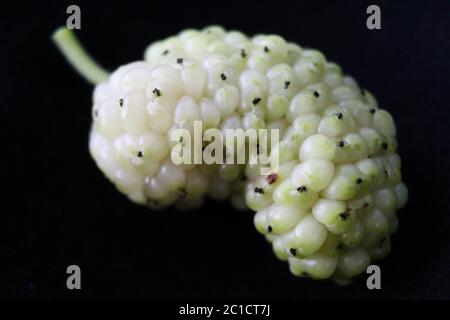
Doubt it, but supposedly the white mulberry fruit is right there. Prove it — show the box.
[53,25,408,284]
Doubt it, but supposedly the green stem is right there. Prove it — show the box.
[52,27,109,85]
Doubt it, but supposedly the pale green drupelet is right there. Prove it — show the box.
[88,26,408,283]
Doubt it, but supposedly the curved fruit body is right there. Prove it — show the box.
[56,26,408,284]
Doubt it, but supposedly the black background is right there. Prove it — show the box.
[1,0,449,300]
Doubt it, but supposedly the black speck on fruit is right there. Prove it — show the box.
[254,187,264,194]
[284,81,291,89]
[339,212,350,220]
[152,88,161,96]
[252,97,261,105]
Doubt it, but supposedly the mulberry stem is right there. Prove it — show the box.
[52,27,109,85]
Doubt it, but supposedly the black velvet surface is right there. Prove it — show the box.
[1,0,449,299]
